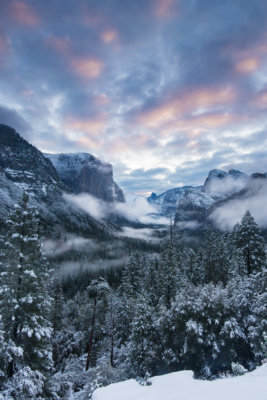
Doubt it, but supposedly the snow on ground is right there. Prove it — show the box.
[93,364,267,400]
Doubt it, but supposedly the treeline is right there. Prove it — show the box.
[0,196,266,399]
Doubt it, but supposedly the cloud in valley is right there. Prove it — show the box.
[64,192,168,226]
[210,178,267,229]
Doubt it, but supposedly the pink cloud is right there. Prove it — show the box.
[9,1,40,26]
[101,29,118,44]
[45,35,105,81]
[137,86,236,129]
[155,0,175,18]
[235,58,260,73]
[70,57,104,80]
[63,114,107,135]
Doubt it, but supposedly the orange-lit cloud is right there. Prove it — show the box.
[64,114,107,135]
[77,136,101,150]
[70,57,104,79]
[235,58,260,73]
[101,29,118,43]
[155,0,174,18]
[137,87,236,129]
[10,1,40,26]
[104,133,151,155]
[158,113,238,139]
[45,35,104,80]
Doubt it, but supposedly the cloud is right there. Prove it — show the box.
[209,177,267,229]
[1,0,267,194]
[64,193,108,220]
[0,105,31,134]
[43,235,98,255]
[118,227,162,241]
[70,57,104,79]
[205,174,248,197]
[63,191,168,225]
[101,29,118,43]
[9,1,40,26]
[135,86,236,130]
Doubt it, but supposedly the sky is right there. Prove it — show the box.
[1,0,267,195]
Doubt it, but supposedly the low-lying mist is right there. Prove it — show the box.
[210,179,267,230]
[64,193,168,225]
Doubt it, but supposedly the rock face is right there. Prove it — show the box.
[46,153,125,203]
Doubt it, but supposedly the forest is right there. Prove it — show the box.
[0,193,266,400]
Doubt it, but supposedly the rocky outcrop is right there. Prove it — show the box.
[46,153,125,203]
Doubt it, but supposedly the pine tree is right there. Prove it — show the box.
[0,193,53,380]
[158,223,180,307]
[235,211,266,275]
[126,295,158,377]
[120,255,141,297]
[196,226,230,285]
[85,277,109,370]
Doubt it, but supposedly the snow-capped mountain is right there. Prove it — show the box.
[147,169,258,231]
[46,153,125,203]
[147,186,199,216]
[148,169,249,218]
[203,169,249,199]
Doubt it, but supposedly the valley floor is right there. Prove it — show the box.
[93,363,267,400]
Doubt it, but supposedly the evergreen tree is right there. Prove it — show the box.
[234,211,266,275]
[158,223,181,307]
[126,295,158,377]
[120,255,141,297]
[196,227,230,285]
[0,193,53,381]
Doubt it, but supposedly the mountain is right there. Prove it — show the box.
[46,153,125,203]
[148,169,253,231]
[147,186,197,216]
[208,172,267,231]
[148,169,249,218]
[0,124,114,237]
[203,169,249,199]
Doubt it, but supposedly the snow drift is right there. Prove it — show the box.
[93,363,267,400]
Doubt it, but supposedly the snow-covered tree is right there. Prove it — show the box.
[234,211,266,275]
[126,296,158,377]
[0,193,53,381]
[196,227,230,285]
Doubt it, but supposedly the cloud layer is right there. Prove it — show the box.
[1,0,267,194]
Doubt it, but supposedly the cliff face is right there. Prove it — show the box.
[46,153,125,203]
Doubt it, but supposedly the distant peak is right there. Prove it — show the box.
[148,192,157,200]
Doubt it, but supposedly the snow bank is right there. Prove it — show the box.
[92,364,267,400]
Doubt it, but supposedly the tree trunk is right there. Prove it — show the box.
[247,245,251,275]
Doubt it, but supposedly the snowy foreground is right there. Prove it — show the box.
[93,364,267,400]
